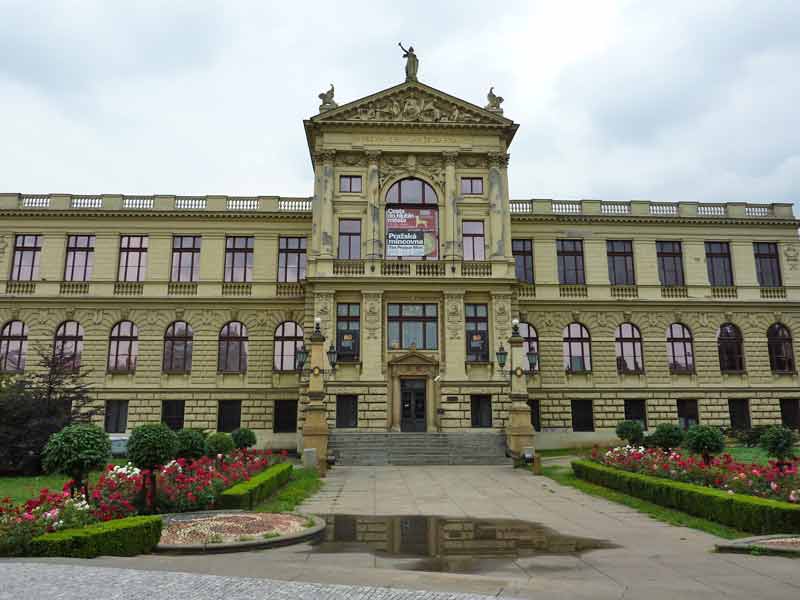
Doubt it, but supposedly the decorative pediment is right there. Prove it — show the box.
[387,349,440,368]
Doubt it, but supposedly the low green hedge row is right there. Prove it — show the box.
[30,516,163,558]
[219,462,293,510]
[571,460,800,534]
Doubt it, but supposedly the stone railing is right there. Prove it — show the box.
[506,199,791,219]
[610,285,638,299]
[760,287,786,299]
[711,286,738,299]
[461,261,493,277]
[333,260,366,276]
[59,281,90,295]
[168,282,198,296]
[71,196,103,209]
[5,281,36,294]
[661,286,688,298]
[20,195,50,208]
[276,282,305,297]
[123,197,154,209]
[278,198,313,212]
[559,285,588,298]
[221,282,253,296]
[175,197,207,210]
[226,198,259,211]
[114,282,144,296]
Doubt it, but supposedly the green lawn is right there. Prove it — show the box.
[0,459,128,505]
[725,446,773,465]
[254,467,322,513]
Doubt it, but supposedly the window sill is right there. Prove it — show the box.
[566,370,592,375]
[772,370,797,376]
[669,369,695,376]
[466,360,491,366]
[162,371,191,376]
[618,370,645,376]
[218,371,246,375]
[107,370,136,376]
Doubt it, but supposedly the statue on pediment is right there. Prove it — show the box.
[318,83,338,113]
[484,86,504,113]
[398,42,418,81]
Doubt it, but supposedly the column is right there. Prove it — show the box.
[505,322,536,457]
[487,152,511,260]
[365,151,382,259]
[442,151,458,260]
[319,150,336,258]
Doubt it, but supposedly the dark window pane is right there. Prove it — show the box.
[728,398,750,430]
[780,399,800,430]
[104,400,129,434]
[677,399,699,430]
[705,242,734,286]
[162,400,185,431]
[336,395,358,428]
[624,399,647,430]
[278,237,307,282]
[754,242,782,287]
[274,400,298,433]
[571,400,594,431]
[217,400,242,433]
[557,240,585,285]
[528,399,541,431]
[512,239,534,283]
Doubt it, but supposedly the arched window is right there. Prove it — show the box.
[519,322,539,372]
[0,320,28,373]
[274,321,304,371]
[563,323,591,373]
[718,323,744,373]
[767,323,795,374]
[615,323,644,374]
[666,323,694,373]
[108,321,138,373]
[385,177,439,260]
[219,321,248,373]
[163,321,193,374]
[53,320,84,370]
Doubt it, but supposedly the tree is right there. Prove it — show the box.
[231,427,257,450]
[684,425,725,465]
[646,423,685,452]
[615,420,644,446]
[176,429,208,459]
[206,432,235,456]
[759,426,798,468]
[128,423,178,512]
[41,424,111,497]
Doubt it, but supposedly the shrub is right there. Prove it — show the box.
[684,425,725,465]
[730,425,769,448]
[219,462,293,510]
[175,429,207,460]
[760,426,798,463]
[646,423,684,452]
[206,432,235,456]
[615,420,644,446]
[30,515,163,558]
[128,423,178,512]
[572,459,800,534]
[41,424,111,496]
[231,427,257,450]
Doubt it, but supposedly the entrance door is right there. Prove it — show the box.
[400,379,426,432]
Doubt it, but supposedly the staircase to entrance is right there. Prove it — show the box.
[328,431,510,466]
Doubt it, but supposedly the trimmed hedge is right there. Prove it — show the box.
[572,459,800,534]
[219,462,293,510]
[30,516,163,558]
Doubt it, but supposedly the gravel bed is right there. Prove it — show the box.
[160,512,310,545]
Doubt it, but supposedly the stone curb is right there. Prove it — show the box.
[154,510,326,555]
[715,534,800,557]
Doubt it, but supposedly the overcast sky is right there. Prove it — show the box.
[1,1,798,206]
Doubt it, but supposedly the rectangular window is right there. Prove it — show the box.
[387,303,438,350]
[529,399,541,432]
[677,399,699,430]
[336,303,360,361]
[274,400,298,433]
[470,395,492,428]
[624,399,648,430]
[460,177,483,195]
[337,220,361,260]
[780,399,800,430]
[607,240,635,285]
[754,242,782,288]
[64,234,96,282]
[339,175,362,193]
[557,239,585,285]
[656,241,685,287]
[512,239,534,284]
[705,242,734,286]
[217,400,242,433]
[161,400,185,431]
[104,400,129,434]
[224,236,254,283]
[118,235,148,282]
[728,398,751,430]
[465,304,489,362]
[171,236,201,282]
[462,221,485,261]
[571,399,594,432]
[10,234,42,281]
[336,395,358,428]
[277,237,307,282]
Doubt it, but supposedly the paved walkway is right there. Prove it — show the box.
[5,465,800,599]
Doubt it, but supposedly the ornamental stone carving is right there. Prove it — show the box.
[318,83,338,113]
[488,152,510,168]
[363,292,382,340]
[445,293,464,341]
[484,87,504,114]
[783,244,799,270]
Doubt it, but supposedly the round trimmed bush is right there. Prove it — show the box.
[646,423,684,452]
[759,425,797,463]
[42,424,111,496]
[176,429,207,459]
[128,423,178,470]
[231,427,257,450]
[615,420,644,446]
[684,424,725,464]
[206,432,235,456]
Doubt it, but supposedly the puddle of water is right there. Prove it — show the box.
[310,514,615,573]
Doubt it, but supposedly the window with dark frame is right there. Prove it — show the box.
[0,320,28,373]
[460,177,483,195]
[163,320,193,374]
[624,399,647,430]
[274,400,298,433]
[339,175,362,193]
[768,323,795,374]
[607,240,635,285]
[10,234,42,281]
[705,241,734,287]
[465,304,489,362]
[224,236,254,283]
[337,220,361,260]
[64,234,96,282]
[385,178,437,205]
[470,395,492,428]
[118,235,148,282]
[656,241,684,287]
[563,322,591,372]
[780,399,800,430]
[666,323,694,373]
[171,236,201,282]
[557,239,585,285]
[218,321,248,373]
[53,320,84,370]
[277,237,307,282]
[571,399,594,432]
[387,304,438,350]
[728,398,751,430]
[217,400,242,433]
[462,221,485,261]
[108,320,138,373]
[677,399,699,430]
[519,322,539,372]
[528,399,541,432]
[104,400,129,434]
[274,321,304,371]
[336,395,358,428]
[614,323,644,374]
[717,323,745,373]
[161,400,185,431]
[336,304,360,362]
[754,242,782,288]
[512,239,534,283]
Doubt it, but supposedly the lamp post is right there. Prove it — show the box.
[302,316,330,475]
[504,318,537,469]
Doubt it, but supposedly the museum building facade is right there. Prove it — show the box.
[1,74,800,451]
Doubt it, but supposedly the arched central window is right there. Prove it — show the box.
[767,323,795,374]
[164,321,193,374]
[615,323,643,374]
[219,321,248,373]
[718,323,744,373]
[385,177,439,260]
[54,320,84,370]
[666,323,694,373]
[519,322,539,372]
[109,321,138,373]
[274,321,304,371]
[563,323,591,373]
[0,320,28,373]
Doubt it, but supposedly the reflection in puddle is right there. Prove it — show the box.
[311,514,615,573]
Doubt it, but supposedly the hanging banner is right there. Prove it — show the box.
[385,207,438,258]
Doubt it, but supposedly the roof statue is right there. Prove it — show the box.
[484,86,504,114]
[398,42,418,81]
[318,83,338,113]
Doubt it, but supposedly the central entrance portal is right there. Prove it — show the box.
[400,379,426,432]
